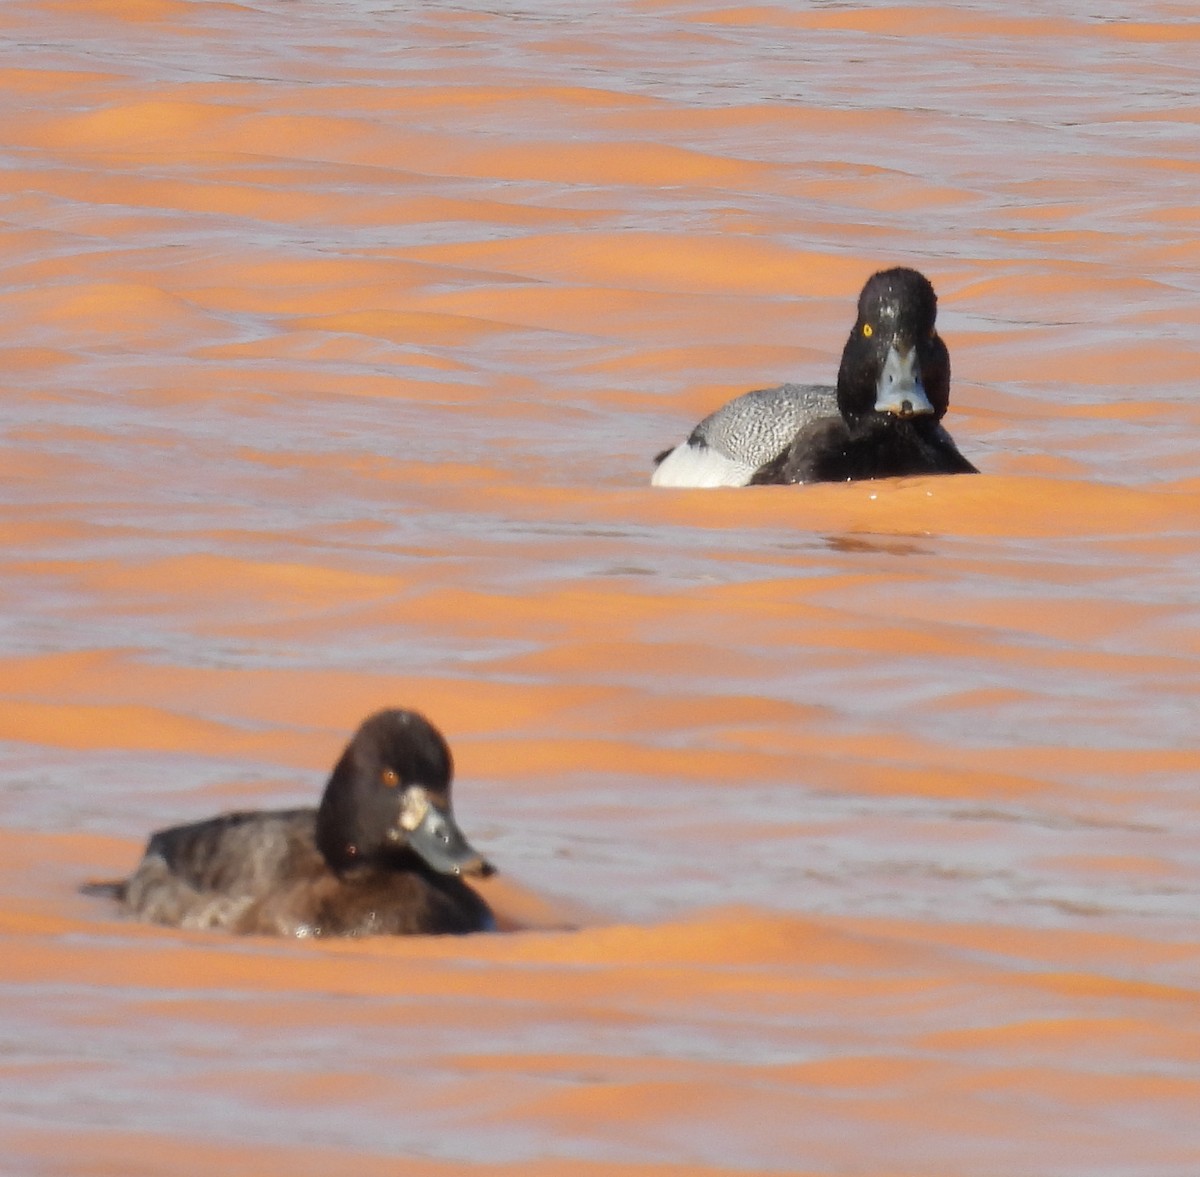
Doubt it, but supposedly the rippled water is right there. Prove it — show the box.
[2,1,1198,1174]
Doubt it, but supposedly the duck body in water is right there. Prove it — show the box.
[82,709,496,937]
[651,268,977,487]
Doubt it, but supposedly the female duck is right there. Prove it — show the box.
[651,268,977,487]
[83,709,496,937]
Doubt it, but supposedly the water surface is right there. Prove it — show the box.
[1,1,1199,1174]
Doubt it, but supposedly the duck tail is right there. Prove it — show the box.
[80,879,127,901]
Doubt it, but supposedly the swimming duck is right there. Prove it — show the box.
[82,709,496,937]
[651,268,977,486]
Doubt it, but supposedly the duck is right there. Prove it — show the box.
[81,708,496,937]
[650,267,977,486]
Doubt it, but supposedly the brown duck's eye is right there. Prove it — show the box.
[381,768,400,788]
[861,323,873,338]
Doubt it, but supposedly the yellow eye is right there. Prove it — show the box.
[862,323,874,338]
[381,768,400,788]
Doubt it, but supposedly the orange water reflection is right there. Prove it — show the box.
[1,1,1198,1173]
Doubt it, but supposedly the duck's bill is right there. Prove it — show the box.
[874,344,934,417]
[407,804,496,878]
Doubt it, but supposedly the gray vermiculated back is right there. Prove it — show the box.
[691,383,837,466]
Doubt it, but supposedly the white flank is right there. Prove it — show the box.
[650,443,755,488]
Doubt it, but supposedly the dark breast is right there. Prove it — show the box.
[305,869,496,937]
[752,417,977,485]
